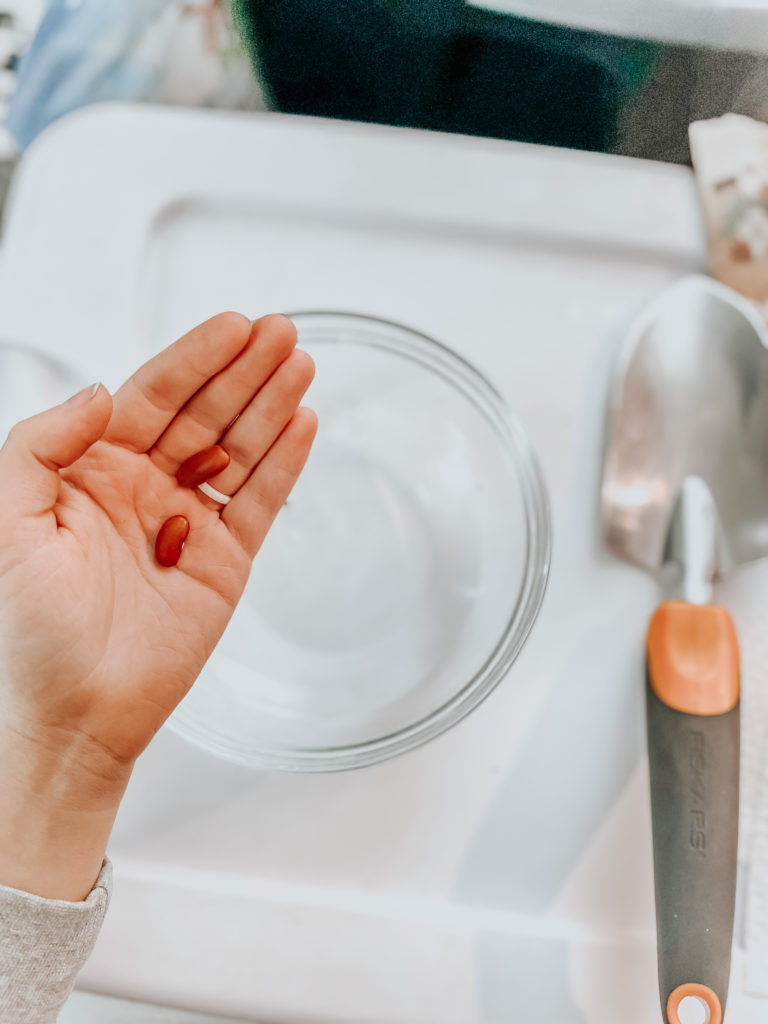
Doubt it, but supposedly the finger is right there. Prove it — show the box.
[222,407,318,558]
[190,349,314,503]
[149,314,298,471]
[103,311,252,454]
[0,383,113,520]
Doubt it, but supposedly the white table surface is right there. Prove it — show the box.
[2,103,768,1023]
[60,990,251,1024]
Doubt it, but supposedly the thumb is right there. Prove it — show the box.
[0,382,113,518]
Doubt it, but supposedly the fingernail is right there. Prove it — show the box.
[66,382,102,406]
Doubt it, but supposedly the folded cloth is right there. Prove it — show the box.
[689,113,768,313]
[0,858,112,1024]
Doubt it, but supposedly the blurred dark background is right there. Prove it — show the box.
[232,0,768,162]
[5,0,768,174]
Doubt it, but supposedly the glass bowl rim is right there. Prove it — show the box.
[167,311,551,771]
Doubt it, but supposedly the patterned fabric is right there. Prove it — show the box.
[690,112,768,309]
[5,0,265,150]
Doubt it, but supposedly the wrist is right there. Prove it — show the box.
[0,723,131,900]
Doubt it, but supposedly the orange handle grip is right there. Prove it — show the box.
[646,599,740,1020]
[667,983,722,1024]
[646,601,739,716]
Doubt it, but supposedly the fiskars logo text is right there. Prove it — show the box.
[688,729,707,854]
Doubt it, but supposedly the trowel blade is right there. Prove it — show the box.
[601,274,768,573]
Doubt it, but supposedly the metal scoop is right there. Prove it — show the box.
[601,273,768,1024]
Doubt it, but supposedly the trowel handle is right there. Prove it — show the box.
[645,600,739,1024]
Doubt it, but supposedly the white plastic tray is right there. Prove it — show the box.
[469,0,768,52]
[2,103,765,1023]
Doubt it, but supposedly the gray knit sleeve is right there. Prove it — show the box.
[0,857,112,1024]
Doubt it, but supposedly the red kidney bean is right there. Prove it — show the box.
[176,444,231,489]
[155,515,190,567]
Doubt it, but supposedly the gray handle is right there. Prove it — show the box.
[646,675,739,1021]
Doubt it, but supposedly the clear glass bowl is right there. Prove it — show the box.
[167,313,551,771]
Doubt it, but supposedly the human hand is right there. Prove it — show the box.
[0,313,316,899]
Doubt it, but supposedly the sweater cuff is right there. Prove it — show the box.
[0,857,112,1024]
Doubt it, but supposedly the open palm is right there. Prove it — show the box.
[0,312,316,779]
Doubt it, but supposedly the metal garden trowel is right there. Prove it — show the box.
[601,274,768,1024]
